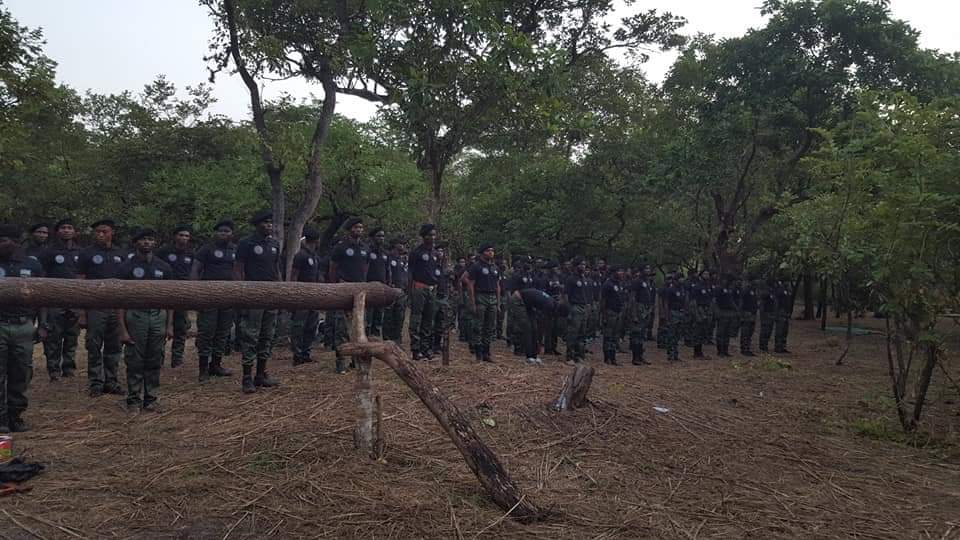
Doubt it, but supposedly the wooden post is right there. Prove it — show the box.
[552,364,595,411]
[441,327,451,365]
[339,340,543,521]
[346,291,380,457]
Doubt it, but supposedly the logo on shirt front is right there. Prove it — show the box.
[167,254,177,262]
[346,248,355,257]
[19,269,31,277]
[307,258,315,266]
[271,247,277,253]
[370,253,377,260]
[390,260,397,267]
[92,254,104,265]
[253,245,264,255]
[576,281,583,287]
[481,267,490,275]
[614,285,620,292]
[214,249,224,258]
[434,269,441,276]
[421,253,429,261]
[55,254,65,264]
[133,267,145,278]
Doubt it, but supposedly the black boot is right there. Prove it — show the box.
[254,360,280,387]
[694,345,704,358]
[241,366,256,394]
[482,345,495,363]
[198,356,210,384]
[609,351,620,366]
[475,347,484,362]
[631,347,643,366]
[209,355,233,376]
[335,355,347,374]
[9,416,29,433]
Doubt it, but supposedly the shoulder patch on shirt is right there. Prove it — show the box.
[167,254,177,262]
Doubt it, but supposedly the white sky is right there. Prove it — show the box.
[6,0,959,122]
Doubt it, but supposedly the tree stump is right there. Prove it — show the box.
[552,364,595,411]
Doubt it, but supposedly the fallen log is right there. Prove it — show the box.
[339,339,543,521]
[552,364,595,411]
[0,278,400,310]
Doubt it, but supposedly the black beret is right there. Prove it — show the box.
[344,217,364,229]
[249,210,273,225]
[478,243,495,254]
[29,223,50,233]
[173,224,192,235]
[213,219,235,231]
[54,218,74,230]
[419,223,435,237]
[368,226,384,237]
[302,227,320,241]
[0,224,22,239]
[130,227,156,242]
[90,217,117,229]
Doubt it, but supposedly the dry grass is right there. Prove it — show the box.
[3,315,959,539]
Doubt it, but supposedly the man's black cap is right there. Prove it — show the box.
[54,218,74,230]
[303,227,320,241]
[90,217,117,229]
[173,224,192,235]
[249,210,273,226]
[213,218,235,231]
[344,216,364,230]
[131,227,156,242]
[419,223,435,237]
[478,243,495,254]
[0,224,22,239]
[29,223,50,233]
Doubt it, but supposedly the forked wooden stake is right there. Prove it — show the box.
[346,291,380,457]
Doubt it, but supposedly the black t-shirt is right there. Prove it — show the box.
[330,239,368,283]
[761,288,778,313]
[437,265,456,297]
[116,255,173,281]
[546,274,564,298]
[631,278,656,305]
[40,242,80,279]
[690,280,714,307]
[660,284,686,311]
[0,254,43,318]
[23,241,46,262]
[775,284,792,313]
[468,260,500,293]
[601,279,626,312]
[504,271,527,293]
[78,244,126,280]
[292,247,321,283]
[156,246,194,280]
[195,243,236,280]
[740,286,758,312]
[236,233,280,282]
[520,288,557,312]
[409,244,439,286]
[388,256,409,289]
[715,286,737,310]
[565,274,590,305]
[366,247,389,284]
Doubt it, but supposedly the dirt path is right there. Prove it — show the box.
[3,316,958,538]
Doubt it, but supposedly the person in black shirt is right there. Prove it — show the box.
[542,262,565,356]
[408,224,439,360]
[329,217,368,373]
[516,287,569,365]
[600,267,627,365]
[39,218,81,381]
[383,238,409,343]
[78,217,126,397]
[758,277,778,353]
[365,227,389,338]
[191,219,237,380]
[714,274,738,357]
[774,277,793,353]
[627,265,656,365]
[563,259,590,364]
[659,271,686,362]
[466,243,500,362]
[290,227,322,367]
[497,257,510,342]
[234,210,281,393]
[117,228,173,412]
[430,242,457,356]
[687,270,714,359]
[505,258,531,356]
[738,274,758,356]
[157,224,194,368]
[23,223,49,261]
[0,224,44,432]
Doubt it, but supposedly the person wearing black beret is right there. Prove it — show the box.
[235,210,281,393]
[408,224,439,360]
[289,227,323,367]
[190,219,238,381]
[157,225,195,369]
[23,223,49,261]
[39,218,82,381]
[328,216,369,373]
[465,243,500,362]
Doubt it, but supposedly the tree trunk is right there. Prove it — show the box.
[338,340,543,521]
[910,343,939,431]
[802,270,815,320]
[552,365,595,411]
[0,278,400,311]
[819,277,828,331]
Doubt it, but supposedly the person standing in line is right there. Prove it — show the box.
[408,224,439,361]
[234,210,282,393]
[157,224,194,368]
[117,228,173,412]
[39,218,81,381]
[328,217,369,373]
[562,259,590,364]
[659,271,686,363]
[383,238,409,344]
[23,223,49,261]
[365,227,390,338]
[77,218,126,397]
[465,244,500,363]
[288,227,322,366]
[738,274,758,356]
[190,219,237,382]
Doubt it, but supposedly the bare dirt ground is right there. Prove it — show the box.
[3,314,959,539]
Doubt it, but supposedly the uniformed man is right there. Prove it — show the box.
[39,218,81,381]
[504,258,530,356]
[627,265,656,365]
[454,257,468,342]
[600,266,627,365]
[714,274,738,357]
[659,271,686,362]
[562,259,590,364]
[431,242,456,356]
[738,274,758,356]
[774,277,793,353]
[329,216,369,373]
[234,210,282,393]
[191,219,237,382]
[78,218,126,397]
[466,244,500,363]
[156,224,194,368]
[408,224,439,361]
[117,228,173,412]
[496,257,509,341]
[516,287,569,365]
[459,256,477,352]
[0,224,44,432]
[383,238,409,344]
[290,227,322,366]
[542,261,565,356]
[687,270,714,359]
[365,227,390,338]
[23,223,49,261]
[758,278,778,353]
